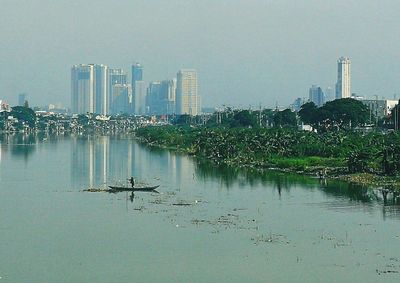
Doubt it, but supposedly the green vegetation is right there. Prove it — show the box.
[136,125,400,177]
[298,98,370,132]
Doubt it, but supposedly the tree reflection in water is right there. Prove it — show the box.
[195,159,400,209]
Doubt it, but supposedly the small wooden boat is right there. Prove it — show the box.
[108,185,160,193]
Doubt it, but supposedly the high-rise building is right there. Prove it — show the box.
[131,63,146,115]
[134,81,147,115]
[111,84,132,114]
[335,57,351,99]
[71,64,95,114]
[109,69,128,113]
[160,79,176,114]
[71,64,109,115]
[93,64,109,115]
[109,68,127,86]
[147,81,162,115]
[132,63,143,83]
[325,87,334,102]
[18,93,27,106]
[309,85,325,107]
[146,79,177,115]
[176,69,201,115]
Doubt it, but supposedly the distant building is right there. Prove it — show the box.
[147,81,162,115]
[132,63,143,83]
[147,79,177,115]
[335,57,351,99]
[309,85,325,107]
[109,68,127,86]
[0,100,11,112]
[93,64,109,115]
[160,79,176,115]
[134,81,147,115]
[18,93,27,106]
[111,84,132,114]
[176,69,201,115]
[351,93,364,100]
[292,97,306,112]
[325,87,334,102]
[362,99,398,119]
[71,64,109,115]
[109,69,128,113]
[131,63,146,115]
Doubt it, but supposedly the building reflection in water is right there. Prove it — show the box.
[70,134,191,190]
[71,135,110,189]
[0,133,40,164]
[69,134,400,219]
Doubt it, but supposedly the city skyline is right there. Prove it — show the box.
[71,62,197,116]
[1,1,400,108]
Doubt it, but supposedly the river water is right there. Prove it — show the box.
[1,133,400,282]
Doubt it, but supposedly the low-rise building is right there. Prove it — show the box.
[361,99,398,119]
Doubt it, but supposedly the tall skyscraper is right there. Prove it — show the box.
[132,63,143,83]
[71,64,95,114]
[111,84,132,114]
[109,68,128,113]
[93,64,109,115]
[176,69,201,115]
[161,78,176,114]
[18,93,27,106]
[71,64,109,115]
[335,57,351,99]
[131,63,146,115]
[147,81,162,114]
[134,81,147,115]
[325,86,334,102]
[309,85,325,107]
[146,79,177,115]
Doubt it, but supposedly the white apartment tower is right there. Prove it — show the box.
[176,69,201,115]
[335,57,351,99]
[71,64,109,115]
[71,64,95,114]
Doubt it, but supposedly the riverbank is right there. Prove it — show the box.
[135,126,400,189]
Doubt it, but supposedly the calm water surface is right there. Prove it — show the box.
[1,133,400,283]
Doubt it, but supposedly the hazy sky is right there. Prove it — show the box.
[1,0,400,108]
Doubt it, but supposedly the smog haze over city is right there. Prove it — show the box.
[1,0,400,108]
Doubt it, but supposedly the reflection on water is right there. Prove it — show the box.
[2,133,400,282]
[69,134,193,190]
[0,132,67,163]
[2,133,400,219]
[195,159,400,219]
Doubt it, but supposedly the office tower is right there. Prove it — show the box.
[292,97,305,112]
[146,79,177,115]
[176,69,201,115]
[132,63,143,82]
[109,68,127,86]
[18,93,27,106]
[309,85,325,107]
[160,78,176,114]
[335,57,351,99]
[131,63,146,115]
[71,64,95,114]
[109,69,128,113]
[134,81,147,115]
[93,64,109,115]
[111,84,132,114]
[325,87,334,102]
[71,64,109,115]
[147,81,162,115]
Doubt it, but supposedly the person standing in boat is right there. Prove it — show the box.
[129,177,135,188]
